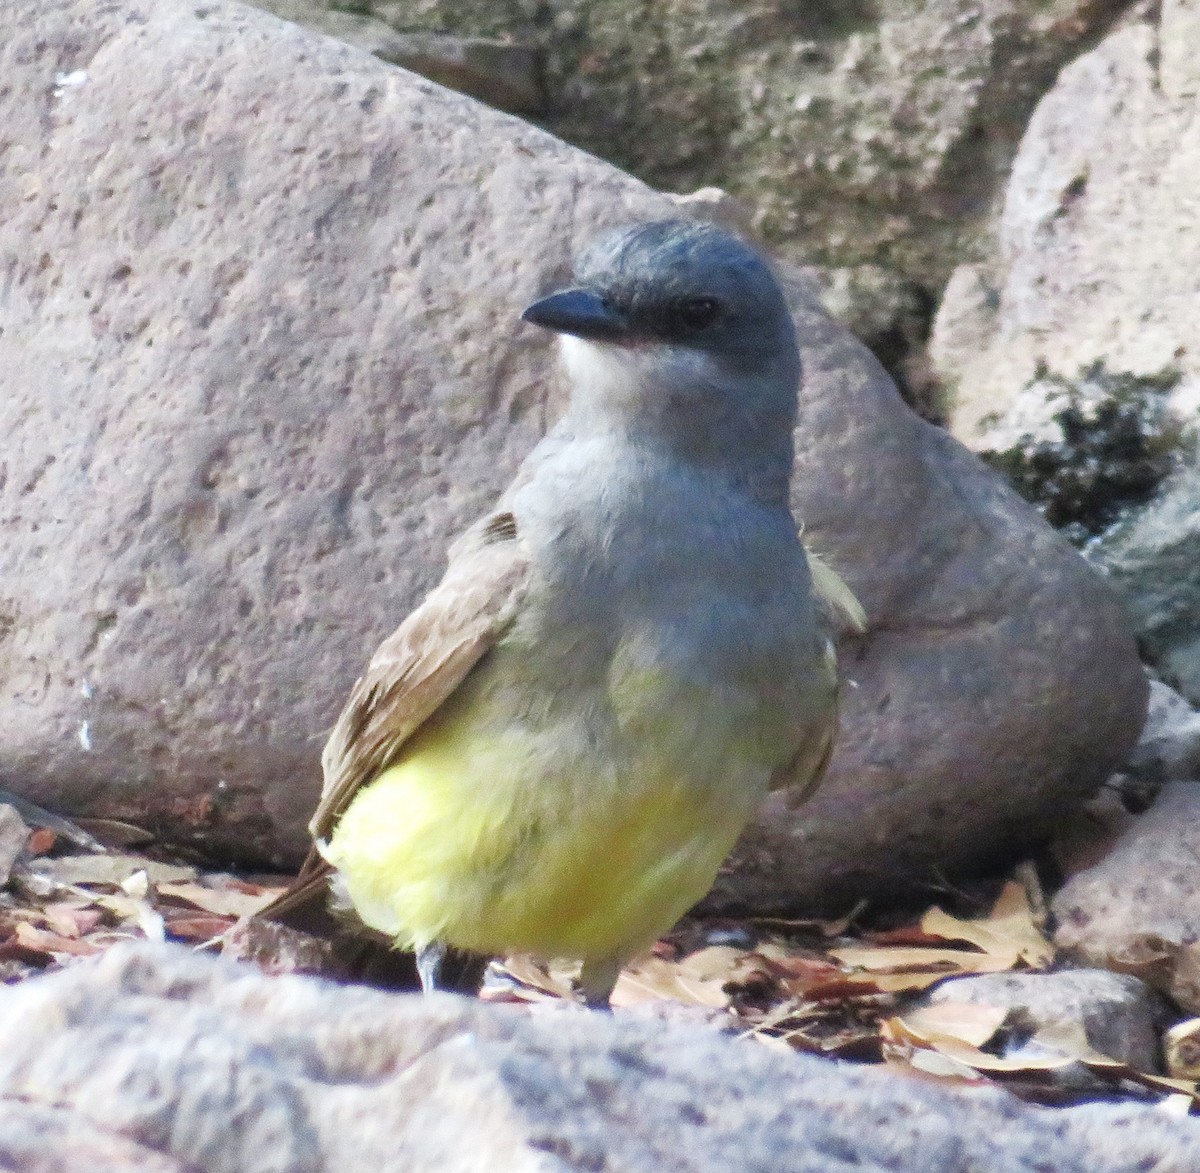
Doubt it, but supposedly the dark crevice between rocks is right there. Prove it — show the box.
[811,266,943,423]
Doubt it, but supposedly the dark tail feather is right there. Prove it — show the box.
[254,848,342,936]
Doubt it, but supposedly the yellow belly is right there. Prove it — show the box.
[321,671,770,964]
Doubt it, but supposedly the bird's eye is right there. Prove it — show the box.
[674,297,720,331]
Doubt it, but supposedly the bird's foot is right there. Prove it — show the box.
[415,941,489,995]
[577,956,620,1011]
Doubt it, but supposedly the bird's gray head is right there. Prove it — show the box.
[523,220,800,501]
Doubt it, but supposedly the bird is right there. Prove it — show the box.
[260,219,861,1007]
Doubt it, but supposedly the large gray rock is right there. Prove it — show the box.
[931,18,1200,697]
[1125,680,1200,785]
[927,969,1164,1071]
[1053,783,1200,1013]
[0,1102,190,1173]
[708,311,1145,913]
[1099,476,1200,707]
[0,0,1145,910]
[1,943,1199,1172]
[933,18,1200,448]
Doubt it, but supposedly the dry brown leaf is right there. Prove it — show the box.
[781,1026,884,1062]
[612,953,731,1009]
[883,1020,1076,1073]
[1028,1022,1122,1066]
[920,882,1053,969]
[1137,1075,1200,1102]
[26,828,56,856]
[892,1002,1008,1049]
[674,945,746,984]
[0,908,45,928]
[813,968,982,995]
[29,854,196,888]
[0,938,53,968]
[903,1047,989,1081]
[802,974,891,998]
[13,922,100,957]
[65,884,163,943]
[828,943,1014,976]
[156,881,278,920]
[73,818,156,849]
[39,903,104,939]
[888,1013,1200,1105]
[752,942,848,988]
[84,929,152,950]
[883,1016,1087,1077]
[165,912,237,942]
[748,901,867,938]
[741,998,815,1037]
[924,1041,1078,1074]
[494,955,578,1001]
[1030,1024,1200,1104]
[86,891,147,922]
[866,927,951,947]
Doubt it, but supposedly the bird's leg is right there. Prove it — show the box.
[415,941,490,995]
[578,956,620,1010]
[416,941,448,995]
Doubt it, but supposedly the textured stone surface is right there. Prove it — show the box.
[1160,0,1200,99]
[933,19,1200,445]
[1097,474,1200,707]
[253,0,1131,290]
[1,944,1199,1172]
[0,0,1145,911]
[0,0,661,868]
[255,0,1137,405]
[1125,680,1200,785]
[256,0,542,112]
[0,805,31,889]
[962,365,1183,544]
[1053,783,1200,1013]
[928,969,1164,1071]
[931,15,1200,698]
[0,1102,190,1173]
[807,264,941,420]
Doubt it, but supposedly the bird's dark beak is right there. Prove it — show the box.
[521,289,628,342]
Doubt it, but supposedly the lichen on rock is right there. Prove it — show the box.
[975,362,1185,544]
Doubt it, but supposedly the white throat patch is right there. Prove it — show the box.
[559,335,637,403]
[559,334,721,408]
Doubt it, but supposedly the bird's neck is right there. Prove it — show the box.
[559,336,797,508]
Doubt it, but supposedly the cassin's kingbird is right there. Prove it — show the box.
[264,220,859,1006]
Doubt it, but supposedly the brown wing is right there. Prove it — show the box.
[309,511,530,843]
[256,512,529,928]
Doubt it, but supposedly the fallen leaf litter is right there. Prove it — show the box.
[0,796,1195,1113]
